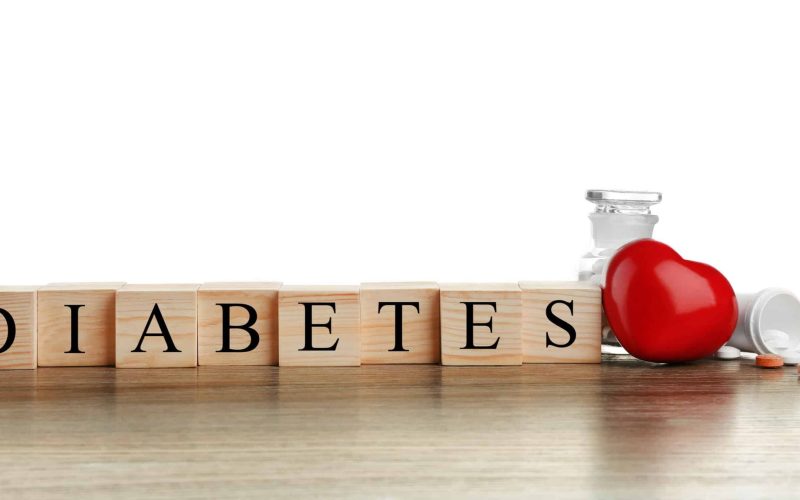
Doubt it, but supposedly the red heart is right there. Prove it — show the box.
[603,239,738,363]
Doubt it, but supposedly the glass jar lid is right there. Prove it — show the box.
[586,189,662,214]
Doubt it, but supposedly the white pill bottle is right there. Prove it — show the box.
[728,289,800,356]
[579,189,662,344]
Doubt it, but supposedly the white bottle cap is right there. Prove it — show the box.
[727,288,800,355]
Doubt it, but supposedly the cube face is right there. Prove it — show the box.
[519,281,601,364]
[37,283,124,366]
[115,284,199,368]
[279,286,360,366]
[0,287,38,370]
[440,284,522,366]
[360,282,440,364]
[198,282,281,366]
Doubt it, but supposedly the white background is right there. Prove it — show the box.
[1,1,798,293]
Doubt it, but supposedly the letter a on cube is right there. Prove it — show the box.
[116,284,199,368]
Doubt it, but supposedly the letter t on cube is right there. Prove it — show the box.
[360,282,440,364]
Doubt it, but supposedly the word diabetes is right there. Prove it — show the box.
[0,282,601,368]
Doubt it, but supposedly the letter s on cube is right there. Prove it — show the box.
[519,281,601,364]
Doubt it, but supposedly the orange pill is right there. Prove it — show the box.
[756,354,784,368]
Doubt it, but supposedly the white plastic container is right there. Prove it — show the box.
[727,288,800,355]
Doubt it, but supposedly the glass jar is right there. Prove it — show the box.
[579,189,662,285]
[579,189,662,345]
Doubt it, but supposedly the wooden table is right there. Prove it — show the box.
[0,355,798,498]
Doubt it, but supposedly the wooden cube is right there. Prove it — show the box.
[279,286,360,366]
[0,287,38,370]
[440,283,522,366]
[198,282,281,366]
[360,282,440,364]
[519,281,601,363]
[37,282,124,366]
[116,284,199,368]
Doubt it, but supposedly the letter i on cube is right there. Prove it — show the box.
[37,282,124,366]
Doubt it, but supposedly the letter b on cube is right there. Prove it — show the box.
[197,282,281,366]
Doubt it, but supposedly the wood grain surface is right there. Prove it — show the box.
[278,286,360,366]
[197,282,281,366]
[0,287,38,369]
[0,355,798,498]
[360,282,440,364]
[440,283,522,365]
[519,281,601,364]
[115,285,199,368]
[37,283,124,367]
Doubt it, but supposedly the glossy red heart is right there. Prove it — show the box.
[603,239,738,363]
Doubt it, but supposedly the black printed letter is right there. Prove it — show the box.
[545,299,577,348]
[216,303,259,353]
[378,301,420,352]
[132,303,181,353]
[299,302,339,351]
[65,304,86,354]
[460,302,499,350]
[0,308,15,354]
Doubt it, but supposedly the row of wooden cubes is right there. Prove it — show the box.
[0,281,601,368]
